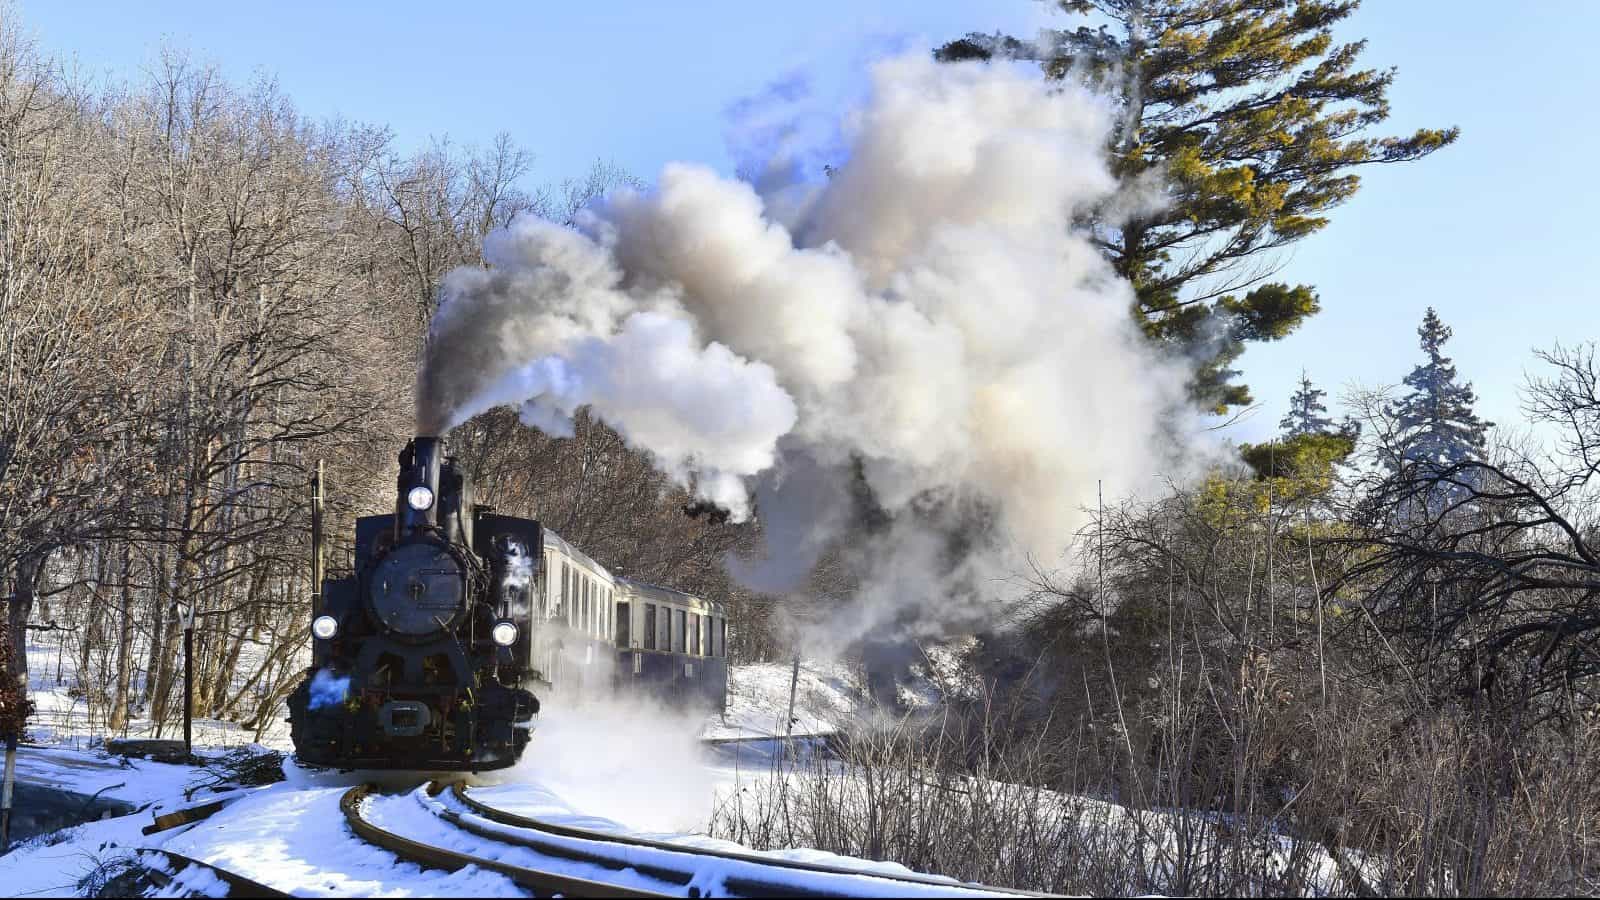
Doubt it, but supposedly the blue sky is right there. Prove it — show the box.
[20,0,1598,442]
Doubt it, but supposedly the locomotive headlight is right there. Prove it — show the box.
[491,621,519,647]
[311,615,339,640]
[406,485,434,511]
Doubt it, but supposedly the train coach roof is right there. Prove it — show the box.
[541,528,612,581]
[542,529,722,614]
[616,576,725,615]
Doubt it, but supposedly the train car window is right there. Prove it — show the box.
[583,581,591,635]
[565,567,575,625]
[538,553,548,617]
[615,601,630,647]
[719,617,727,658]
[689,613,699,656]
[674,609,686,653]
[643,604,657,650]
[659,604,669,650]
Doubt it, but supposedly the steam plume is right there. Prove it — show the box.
[417,53,1201,648]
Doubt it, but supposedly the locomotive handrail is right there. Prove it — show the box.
[437,781,1059,898]
[340,784,672,898]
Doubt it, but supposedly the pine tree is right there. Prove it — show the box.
[1280,370,1336,436]
[936,1,1458,413]
[1389,307,1490,469]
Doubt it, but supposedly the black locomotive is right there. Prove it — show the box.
[288,435,731,772]
[288,436,542,770]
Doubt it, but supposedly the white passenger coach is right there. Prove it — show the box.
[532,529,728,707]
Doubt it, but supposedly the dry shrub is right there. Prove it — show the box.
[710,660,1600,896]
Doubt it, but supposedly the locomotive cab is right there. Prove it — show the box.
[289,436,543,771]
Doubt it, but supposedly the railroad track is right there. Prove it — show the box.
[341,784,674,897]
[134,848,288,898]
[340,780,1056,898]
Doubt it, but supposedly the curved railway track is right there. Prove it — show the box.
[438,781,1055,898]
[338,780,1055,898]
[134,848,288,898]
[125,783,1057,898]
[340,784,672,897]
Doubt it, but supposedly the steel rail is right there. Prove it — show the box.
[438,781,1057,898]
[340,784,673,898]
[135,848,289,898]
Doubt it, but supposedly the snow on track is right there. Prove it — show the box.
[359,786,679,896]
[434,786,1029,898]
[157,785,525,897]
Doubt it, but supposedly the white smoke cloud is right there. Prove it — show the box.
[514,312,797,517]
[416,51,1203,651]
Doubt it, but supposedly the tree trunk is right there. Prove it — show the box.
[6,555,40,705]
[108,542,135,732]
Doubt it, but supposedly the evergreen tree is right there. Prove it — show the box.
[936,1,1457,413]
[1280,370,1336,436]
[1239,369,1356,488]
[1389,307,1490,469]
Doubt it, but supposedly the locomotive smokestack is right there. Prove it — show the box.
[398,436,444,533]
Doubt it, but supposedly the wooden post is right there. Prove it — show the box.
[184,624,193,758]
[311,461,325,615]
[176,601,195,761]
[784,654,800,738]
[1,735,16,853]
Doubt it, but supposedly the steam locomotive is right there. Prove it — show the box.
[288,436,729,772]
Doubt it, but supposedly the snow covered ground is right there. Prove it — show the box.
[0,653,976,897]
[23,639,295,755]
[704,659,862,740]
[0,742,994,897]
[17,646,1337,898]
[702,644,967,740]
[9,744,202,811]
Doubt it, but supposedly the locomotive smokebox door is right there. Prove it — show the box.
[368,541,468,638]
